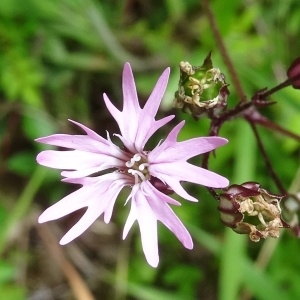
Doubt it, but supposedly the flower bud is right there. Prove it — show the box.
[150,177,174,195]
[287,57,300,89]
[218,182,289,242]
[173,52,229,119]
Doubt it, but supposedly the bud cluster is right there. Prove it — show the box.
[218,182,289,242]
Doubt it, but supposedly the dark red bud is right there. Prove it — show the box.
[287,57,300,89]
[150,177,174,195]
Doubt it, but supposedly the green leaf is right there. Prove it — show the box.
[7,151,36,176]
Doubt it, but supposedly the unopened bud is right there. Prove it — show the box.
[287,57,300,89]
[150,177,174,195]
[173,52,229,119]
[218,182,289,242]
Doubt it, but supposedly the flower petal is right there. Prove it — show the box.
[36,120,127,160]
[144,182,193,249]
[37,150,123,171]
[149,121,185,157]
[36,134,108,153]
[122,62,141,122]
[68,119,109,142]
[103,93,122,131]
[143,68,170,117]
[59,206,102,245]
[38,186,95,223]
[103,181,126,223]
[151,137,228,162]
[150,161,229,188]
[122,185,159,267]
[40,175,127,245]
[103,63,141,151]
[135,115,174,152]
[149,121,228,162]
[123,197,137,240]
[151,173,198,202]
[134,190,159,267]
[103,63,173,152]
[133,68,173,151]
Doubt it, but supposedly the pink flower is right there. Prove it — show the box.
[36,63,229,267]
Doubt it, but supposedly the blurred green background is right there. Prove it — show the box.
[0,0,300,299]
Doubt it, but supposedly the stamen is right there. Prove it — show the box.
[128,169,138,184]
[133,154,141,161]
[139,163,150,171]
[258,213,267,226]
[125,158,135,168]
[128,169,146,183]
[125,153,149,184]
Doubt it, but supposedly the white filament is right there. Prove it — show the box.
[128,169,146,184]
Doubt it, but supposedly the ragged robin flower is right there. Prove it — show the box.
[36,63,229,267]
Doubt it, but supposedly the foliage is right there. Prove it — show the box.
[0,0,299,299]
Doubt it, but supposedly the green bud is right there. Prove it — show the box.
[174,52,229,120]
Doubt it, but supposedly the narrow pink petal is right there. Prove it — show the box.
[38,186,95,222]
[62,172,130,185]
[151,137,228,163]
[121,63,141,144]
[135,115,174,151]
[37,150,123,170]
[150,161,229,188]
[144,182,193,249]
[122,63,141,117]
[149,172,198,202]
[103,92,138,152]
[39,174,126,229]
[149,122,185,158]
[60,158,125,177]
[59,206,102,245]
[36,135,111,154]
[114,134,136,154]
[141,181,181,206]
[123,198,137,239]
[61,166,111,178]
[68,119,109,142]
[44,176,124,244]
[142,68,170,118]
[132,68,172,151]
[62,176,99,185]
[134,191,159,267]
[103,93,122,130]
[103,181,126,223]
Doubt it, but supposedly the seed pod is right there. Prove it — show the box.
[173,52,229,120]
[218,182,289,242]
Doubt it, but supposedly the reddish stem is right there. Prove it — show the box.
[203,0,246,103]
[247,121,287,195]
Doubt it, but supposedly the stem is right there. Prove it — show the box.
[248,110,300,142]
[259,73,300,99]
[258,78,291,99]
[247,121,287,194]
[215,103,300,143]
[219,120,253,300]
[203,0,246,103]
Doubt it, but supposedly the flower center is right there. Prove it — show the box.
[125,153,150,184]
